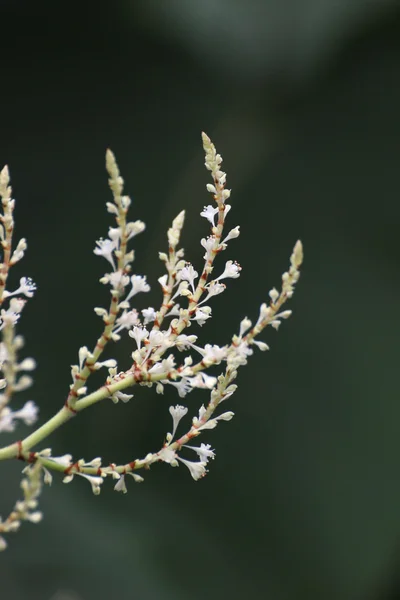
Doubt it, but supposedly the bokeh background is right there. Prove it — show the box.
[1,1,400,599]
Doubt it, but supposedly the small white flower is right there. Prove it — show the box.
[200,343,227,365]
[177,457,207,481]
[13,400,38,426]
[142,306,157,325]
[197,411,235,431]
[166,377,193,399]
[43,467,53,485]
[191,306,212,326]
[27,511,43,523]
[94,238,116,269]
[179,264,198,293]
[47,454,73,468]
[214,260,241,281]
[253,340,269,351]
[190,372,217,390]
[114,475,127,494]
[10,238,27,264]
[124,275,150,303]
[222,226,240,244]
[184,443,215,463]
[200,235,217,260]
[111,391,133,403]
[200,205,219,226]
[127,220,145,240]
[129,325,149,349]
[128,472,144,483]
[107,270,130,290]
[169,404,188,438]
[158,446,178,465]
[3,277,36,300]
[200,281,225,304]
[77,473,104,495]
[239,317,252,337]
[114,309,140,334]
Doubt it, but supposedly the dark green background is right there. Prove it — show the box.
[1,1,400,599]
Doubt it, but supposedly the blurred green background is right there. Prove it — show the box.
[1,1,400,599]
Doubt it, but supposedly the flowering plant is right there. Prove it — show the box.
[0,133,303,550]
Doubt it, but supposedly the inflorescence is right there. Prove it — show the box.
[0,133,303,550]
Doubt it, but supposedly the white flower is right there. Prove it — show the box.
[166,377,194,398]
[3,277,37,299]
[47,453,73,468]
[148,354,176,375]
[214,260,241,281]
[253,340,269,351]
[227,340,253,366]
[114,475,127,494]
[129,325,149,349]
[239,317,252,337]
[169,404,188,438]
[76,473,104,495]
[190,372,217,390]
[14,400,38,426]
[114,309,139,334]
[106,270,130,290]
[111,391,133,403]
[0,298,26,328]
[13,375,33,392]
[200,343,227,365]
[200,205,219,226]
[127,220,146,240]
[94,238,116,269]
[27,511,43,524]
[177,457,207,481]
[158,446,178,465]
[222,226,240,244]
[200,235,217,260]
[10,238,27,264]
[191,306,212,326]
[124,275,150,303]
[179,264,198,292]
[200,281,225,304]
[17,357,36,371]
[196,411,235,431]
[184,443,215,463]
[142,306,157,325]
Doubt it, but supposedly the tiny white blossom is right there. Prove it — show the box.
[222,226,240,244]
[142,307,157,325]
[184,443,215,463]
[94,238,116,269]
[111,391,133,403]
[76,473,104,495]
[114,475,127,494]
[214,260,241,281]
[179,264,198,293]
[191,306,212,326]
[125,275,150,303]
[169,404,188,438]
[239,317,252,337]
[196,411,235,431]
[200,205,219,226]
[3,277,37,300]
[158,446,178,465]
[14,400,38,426]
[129,325,149,349]
[177,457,207,481]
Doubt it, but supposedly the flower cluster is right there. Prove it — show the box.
[0,133,303,550]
